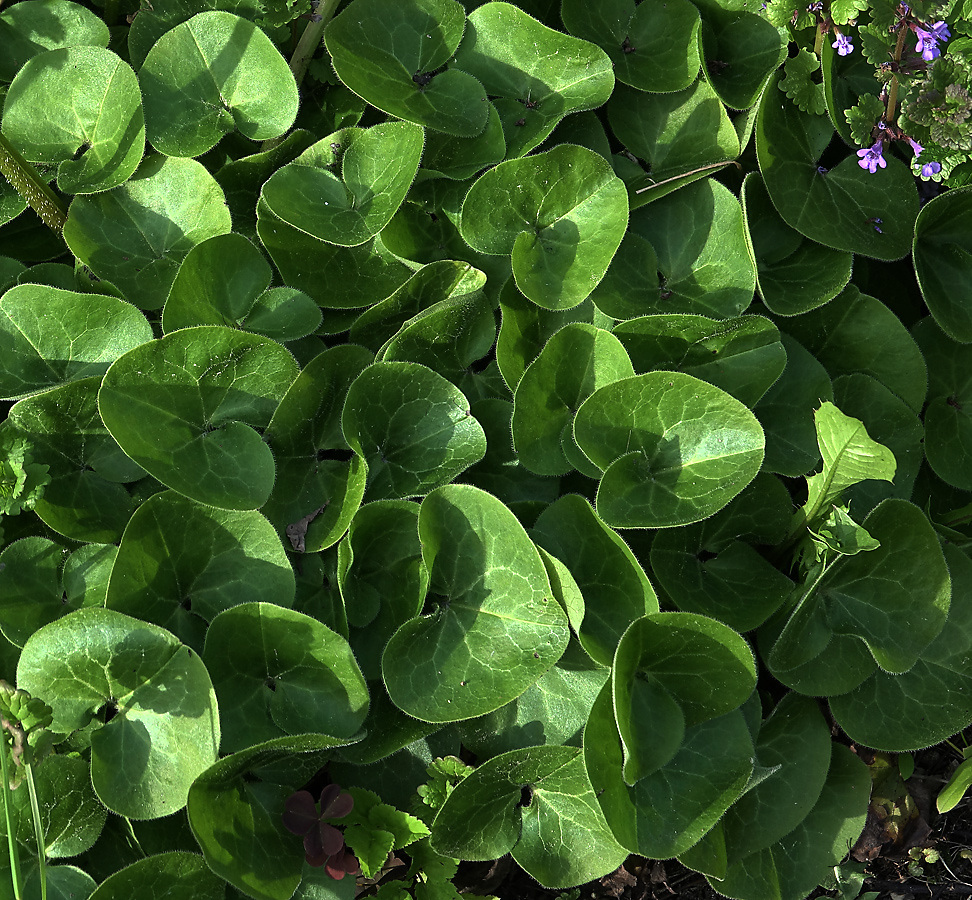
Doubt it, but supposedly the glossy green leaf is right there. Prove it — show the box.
[382,484,570,722]
[419,102,506,180]
[627,178,755,318]
[0,284,152,402]
[587,228,660,321]
[913,317,972,490]
[612,613,756,784]
[63,155,233,310]
[0,0,109,83]
[203,603,369,753]
[531,494,658,667]
[342,361,486,500]
[2,47,143,193]
[512,324,634,476]
[769,499,950,678]
[754,332,833,477]
[0,537,72,648]
[99,326,298,510]
[585,682,754,859]
[187,734,360,900]
[260,124,424,249]
[573,372,765,528]
[913,186,972,343]
[830,544,972,751]
[325,0,488,138]
[7,377,145,542]
[162,233,321,341]
[86,852,224,900]
[105,491,294,653]
[17,607,220,819]
[608,81,740,188]
[560,0,702,93]
[460,144,628,310]
[756,79,918,261]
[263,344,372,551]
[613,314,785,407]
[453,1,615,157]
[650,473,795,632]
[430,745,627,888]
[781,284,927,414]
[742,172,852,316]
[140,11,298,157]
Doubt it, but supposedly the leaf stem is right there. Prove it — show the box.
[289,0,341,88]
[0,133,67,235]
[24,766,45,900]
[885,23,909,125]
[634,161,739,193]
[0,738,23,900]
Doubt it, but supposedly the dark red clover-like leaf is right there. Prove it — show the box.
[319,783,354,819]
[282,790,320,835]
[325,849,361,881]
[305,821,346,863]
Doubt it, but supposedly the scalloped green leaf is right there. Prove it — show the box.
[105,490,295,653]
[452,1,615,158]
[259,124,424,249]
[17,607,220,819]
[162,233,320,340]
[2,47,143,194]
[140,11,298,158]
[585,682,754,859]
[263,344,372,551]
[7,376,145,542]
[742,172,852,316]
[0,284,153,402]
[531,494,658,667]
[63,155,233,311]
[913,186,972,343]
[613,313,785,407]
[0,0,109,83]
[459,144,628,310]
[382,484,570,722]
[560,0,702,93]
[324,0,488,138]
[430,745,627,888]
[341,361,486,500]
[98,326,299,510]
[612,613,757,784]
[512,323,634,476]
[573,372,765,528]
[203,602,369,753]
[756,77,919,261]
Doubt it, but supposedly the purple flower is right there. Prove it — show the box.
[921,160,942,177]
[808,1,823,11]
[914,21,950,61]
[832,32,854,56]
[907,137,924,157]
[857,142,887,173]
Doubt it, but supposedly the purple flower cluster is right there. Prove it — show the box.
[914,21,951,61]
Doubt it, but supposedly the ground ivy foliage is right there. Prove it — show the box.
[1,0,972,897]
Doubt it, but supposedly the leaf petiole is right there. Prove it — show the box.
[0,735,23,900]
[0,132,67,235]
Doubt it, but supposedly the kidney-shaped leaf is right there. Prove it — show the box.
[574,372,765,528]
[2,46,143,194]
[0,285,152,401]
[17,607,220,819]
[86,852,224,900]
[99,326,298,510]
[140,11,298,157]
[382,484,569,722]
[612,613,757,784]
[260,123,424,248]
[203,603,369,754]
[325,0,488,137]
[342,361,485,500]
[106,491,295,653]
[460,144,628,310]
[430,745,627,888]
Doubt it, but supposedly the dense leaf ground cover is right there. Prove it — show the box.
[1,0,972,898]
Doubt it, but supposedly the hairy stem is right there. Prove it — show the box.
[0,741,23,900]
[0,133,67,235]
[886,22,909,124]
[290,0,342,88]
[24,766,45,900]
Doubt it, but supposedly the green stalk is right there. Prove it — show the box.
[0,739,24,900]
[24,767,45,900]
[289,0,342,88]
[0,133,67,235]
[885,22,909,126]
